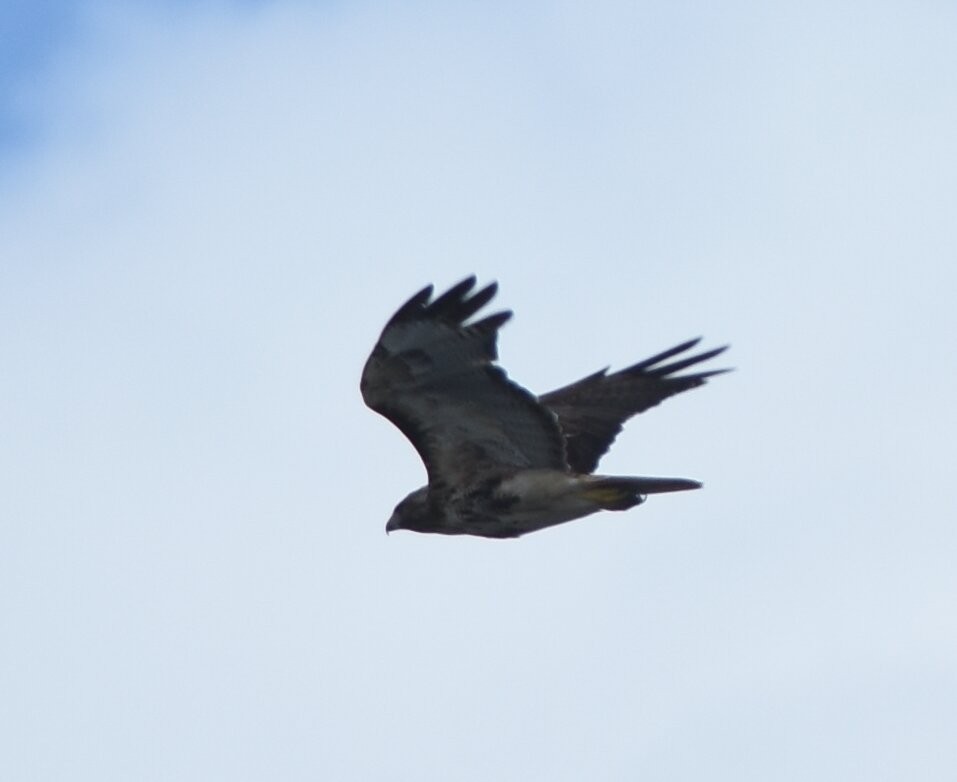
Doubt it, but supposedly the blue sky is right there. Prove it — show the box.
[0,0,265,154]
[2,2,956,780]
[0,1,76,149]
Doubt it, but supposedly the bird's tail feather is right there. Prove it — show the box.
[582,475,702,511]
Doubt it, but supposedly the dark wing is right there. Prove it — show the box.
[539,338,729,474]
[361,277,566,487]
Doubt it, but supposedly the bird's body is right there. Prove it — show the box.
[386,471,702,538]
[361,277,727,538]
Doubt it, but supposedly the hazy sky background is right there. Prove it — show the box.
[2,1,956,780]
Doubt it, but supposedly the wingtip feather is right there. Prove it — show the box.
[386,283,434,325]
[647,343,730,377]
[630,337,702,370]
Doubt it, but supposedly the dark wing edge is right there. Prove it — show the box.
[360,277,567,484]
[539,337,730,474]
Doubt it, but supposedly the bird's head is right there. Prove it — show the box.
[386,486,437,534]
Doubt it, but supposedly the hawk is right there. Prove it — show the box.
[361,277,727,538]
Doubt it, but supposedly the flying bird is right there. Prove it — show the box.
[361,277,727,538]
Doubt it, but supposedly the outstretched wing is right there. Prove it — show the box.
[539,338,728,474]
[361,277,567,486]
